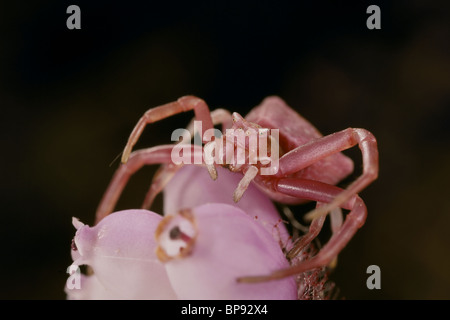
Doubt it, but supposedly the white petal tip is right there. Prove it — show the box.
[72,217,85,230]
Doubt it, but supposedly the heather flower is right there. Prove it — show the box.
[67,210,177,299]
[66,166,333,299]
[163,165,291,245]
[66,206,297,299]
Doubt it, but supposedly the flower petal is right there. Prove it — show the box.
[164,165,290,245]
[157,203,297,300]
[71,209,177,299]
[66,274,121,300]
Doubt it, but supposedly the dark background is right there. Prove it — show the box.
[1,0,449,299]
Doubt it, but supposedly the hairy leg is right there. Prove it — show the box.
[237,178,366,283]
[141,109,233,209]
[95,145,204,224]
[275,128,377,221]
[122,96,214,163]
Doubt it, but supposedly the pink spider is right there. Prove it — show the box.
[95,96,378,283]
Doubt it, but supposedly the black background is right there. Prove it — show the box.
[1,1,450,299]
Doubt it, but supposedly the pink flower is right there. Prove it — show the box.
[66,166,303,299]
[68,210,177,299]
[157,203,297,299]
[164,165,291,246]
[66,206,297,299]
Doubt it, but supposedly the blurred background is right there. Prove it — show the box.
[1,0,449,299]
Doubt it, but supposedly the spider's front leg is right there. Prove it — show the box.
[141,108,233,210]
[275,127,378,221]
[238,178,366,283]
[121,96,214,163]
[141,164,180,211]
[95,145,204,224]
